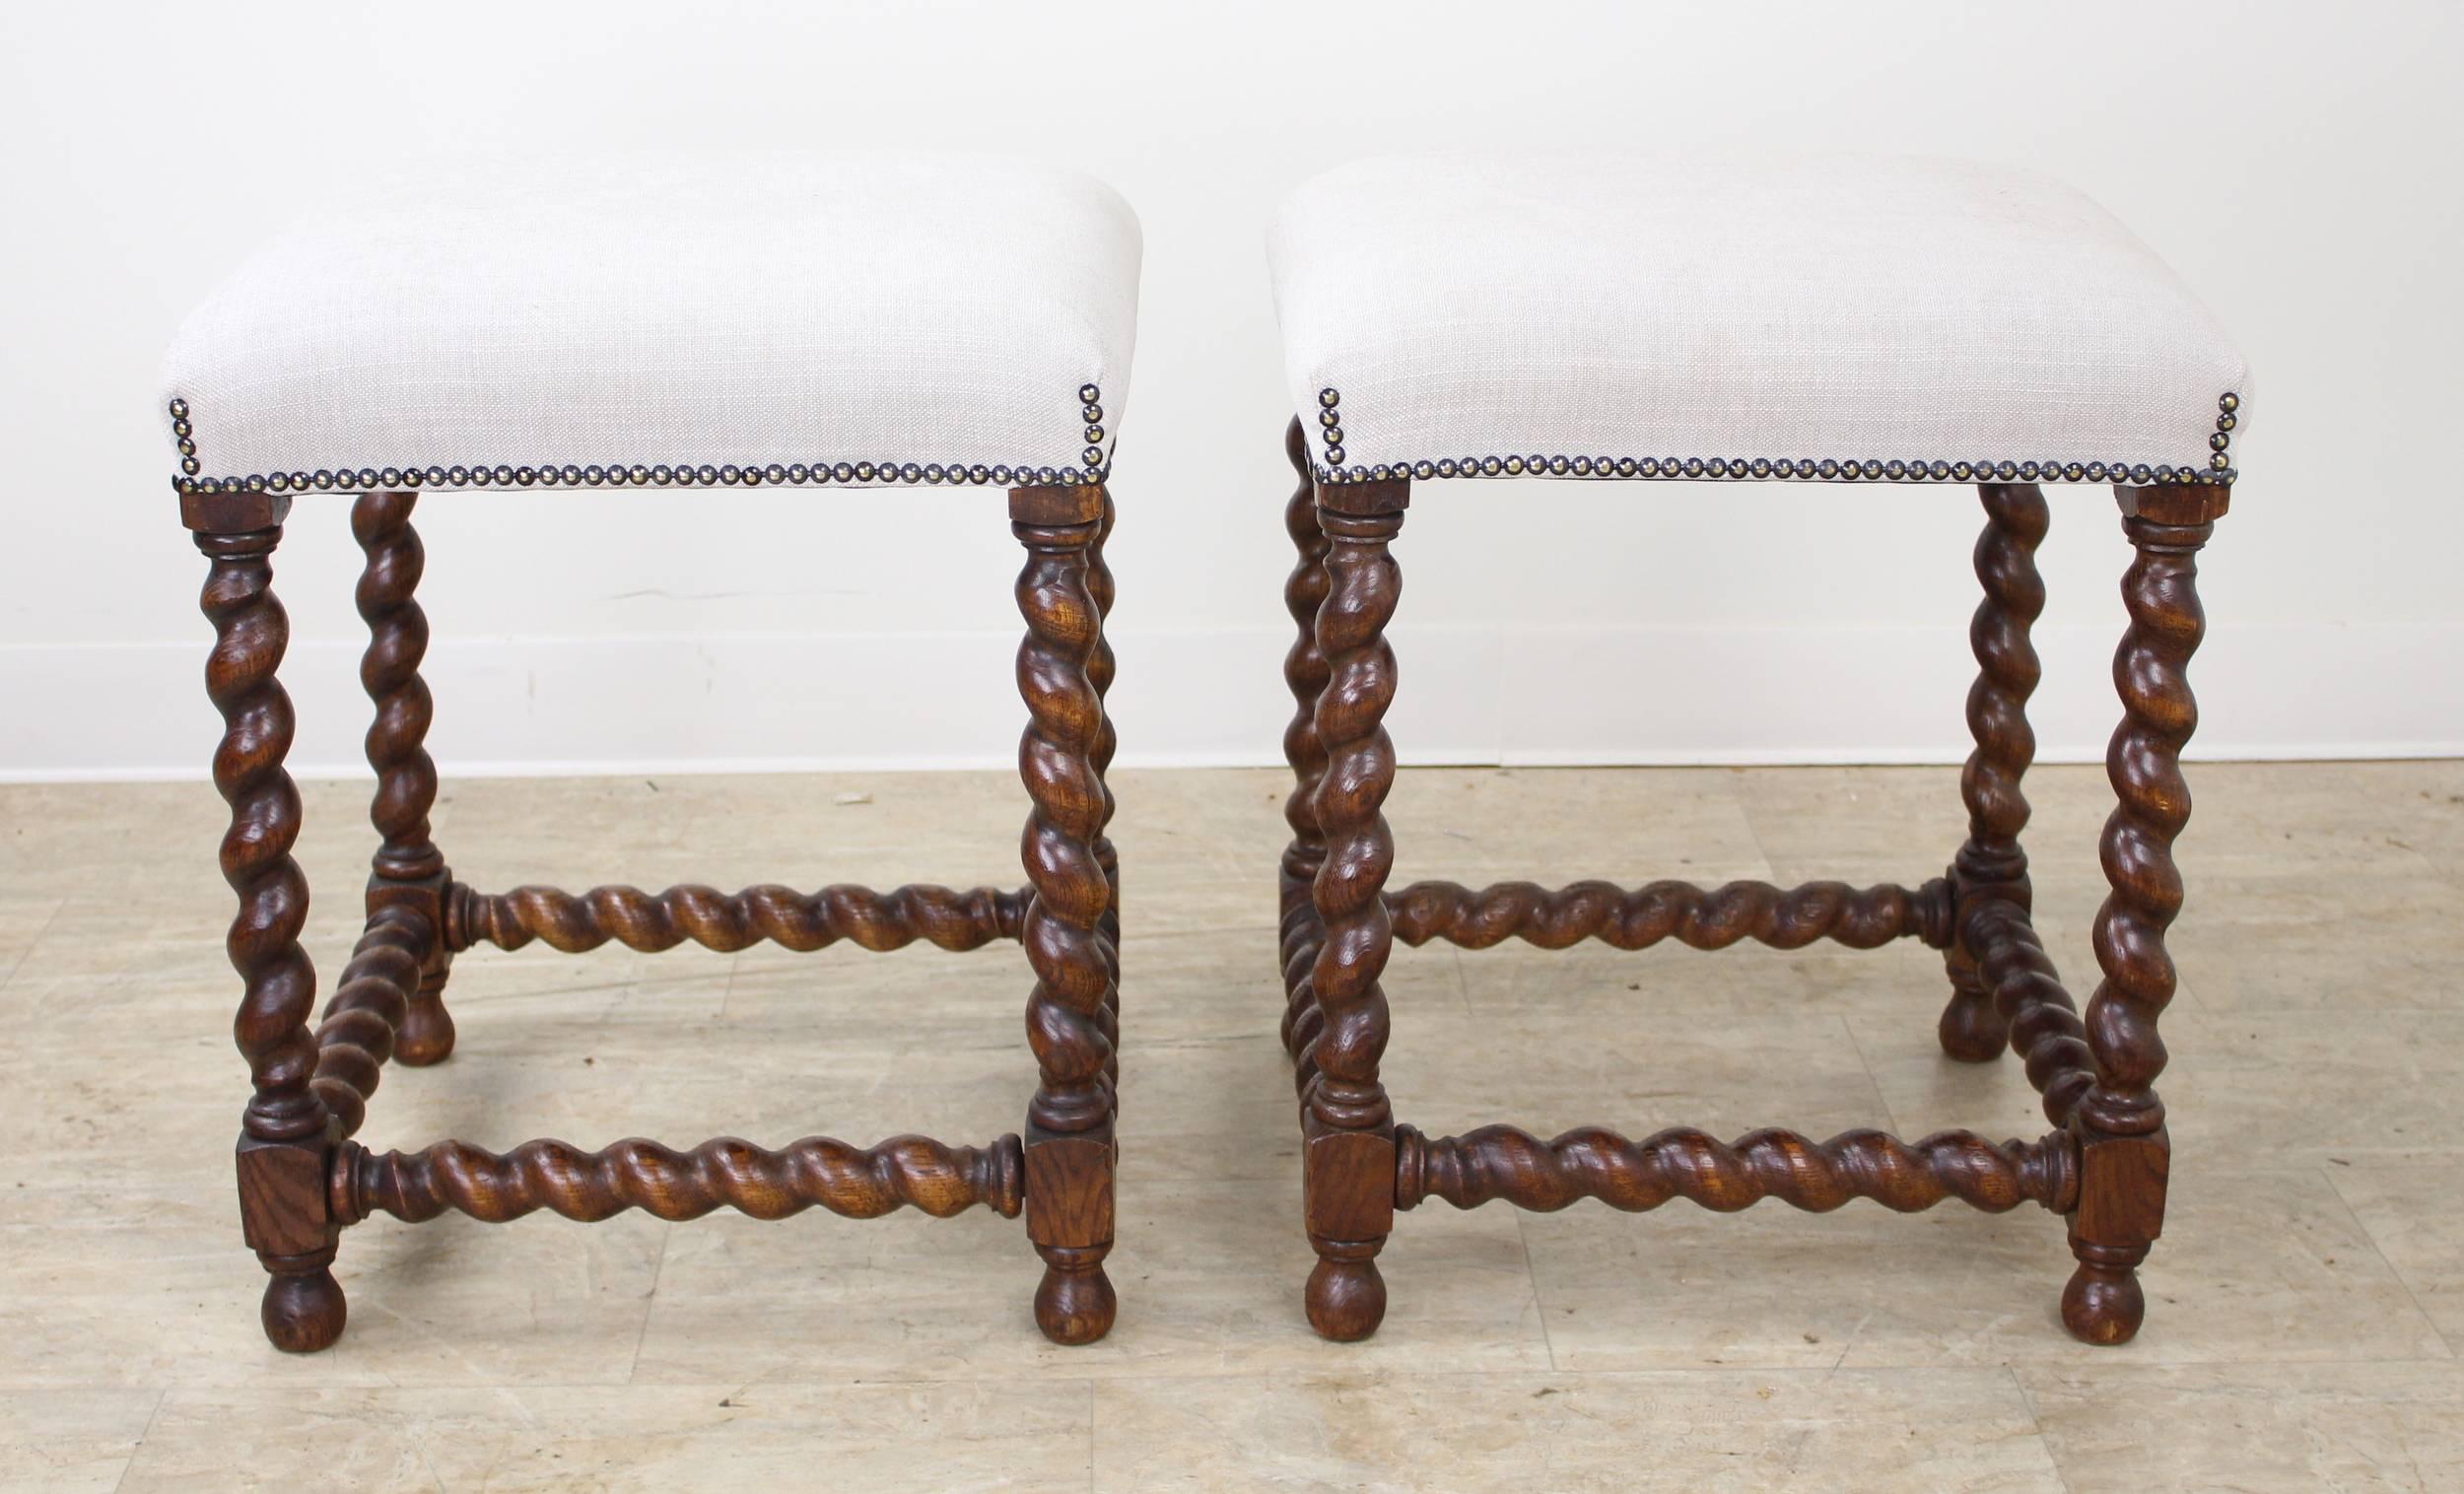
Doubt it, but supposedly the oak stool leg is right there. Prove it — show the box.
[2062,482,2228,1344]
[186,491,349,1352]
[1086,488,1122,1104]
[1278,419,1334,1067]
[1012,483,1120,1344]
[1301,472,1410,1340]
[1941,482,2049,1061]
[353,493,456,1065]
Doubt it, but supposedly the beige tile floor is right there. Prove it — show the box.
[2,762,2460,1492]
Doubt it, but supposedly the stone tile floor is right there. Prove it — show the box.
[3,762,2458,1491]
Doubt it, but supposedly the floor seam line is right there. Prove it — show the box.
[623,1221,675,1386]
[2005,1364,2077,1494]
[2320,1163,2461,1362]
[106,1387,169,1494]
[0,897,67,991]
[1515,1209,1561,1374]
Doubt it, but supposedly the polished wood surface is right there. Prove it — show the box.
[339,1132,1025,1224]
[2063,482,2226,1344]
[1386,876,1952,951]
[1012,487,1122,1345]
[454,881,1029,953]
[1272,416,2229,1348]
[353,494,457,1067]
[192,495,350,1353]
[1394,1122,2075,1214]
[1286,436,1409,1341]
[184,482,1121,1352]
[1940,481,2048,1062]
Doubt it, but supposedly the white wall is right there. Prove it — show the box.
[3,1,2458,781]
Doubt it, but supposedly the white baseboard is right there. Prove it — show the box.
[3,619,2456,782]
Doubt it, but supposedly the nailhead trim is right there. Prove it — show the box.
[1316,385,1346,468]
[1077,383,1108,474]
[2208,390,2240,476]
[1305,387,2241,489]
[166,384,1113,495]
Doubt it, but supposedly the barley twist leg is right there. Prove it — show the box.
[346,1134,1025,1224]
[1086,487,1121,1107]
[2062,485,2225,1344]
[354,492,455,1065]
[1278,422,1335,1068]
[1302,478,1408,1340]
[1012,485,1119,1345]
[192,501,346,1352]
[1943,482,2049,1060]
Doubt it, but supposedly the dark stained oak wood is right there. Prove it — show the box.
[194,511,319,1146]
[1316,473,1412,518]
[181,487,291,534]
[2062,484,2223,1343]
[1278,420,1335,1060]
[307,907,431,1139]
[1385,877,1952,951]
[1087,488,1123,1104]
[235,1132,347,1354]
[1011,485,1120,1345]
[452,881,1028,953]
[1965,902,2096,1125]
[1395,1123,2076,1214]
[186,480,1125,1353]
[1942,482,2049,1061]
[340,1132,1024,1223]
[353,494,456,1066]
[1010,481,1107,527]
[1269,432,2232,1351]
[1021,1125,1117,1345]
[1297,481,1407,1341]
[188,503,348,1353]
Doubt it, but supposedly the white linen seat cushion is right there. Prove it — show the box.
[161,153,1140,496]
[1268,153,2248,489]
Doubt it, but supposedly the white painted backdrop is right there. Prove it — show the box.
[3,1,2458,780]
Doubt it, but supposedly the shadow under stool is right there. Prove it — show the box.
[160,154,1140,1350]
[1265,152,2247,1346]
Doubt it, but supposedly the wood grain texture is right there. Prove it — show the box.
[307,907,432,1139]
[1011,486,1120,1345]
[196,521,322,1146]
[1395,1123,2076,1215]
[1022,1127,1115,1252]
[1386,877,1951,952]
[1942,483,2049,1061]
[353,494,444,884]
[1965,903,2095,1126]
[454,882,1027,954]
[234,1132,345,1354]
[1087,488,1122,1105]
[191,512,346,1352]
[353,493,455,1065]
[1264,459,2229,1355]
[2063,486,2222,1344]
[1299,487,1407,1341]
[1278,421,1334,1062]
[343,1133,1025,1224]
[185,478,1131,1357]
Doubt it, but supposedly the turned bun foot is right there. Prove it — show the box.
[260,1266,347,1353]
[2060,1256,2146,1345]
[1936,989,2010,1063]
[392,980,455,1066]
[1305,1250,1387,1341]
[1033,1246,1117,1346]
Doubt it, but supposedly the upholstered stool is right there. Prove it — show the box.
[164,155,1136,1350]
[1266,153,2245,1344]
